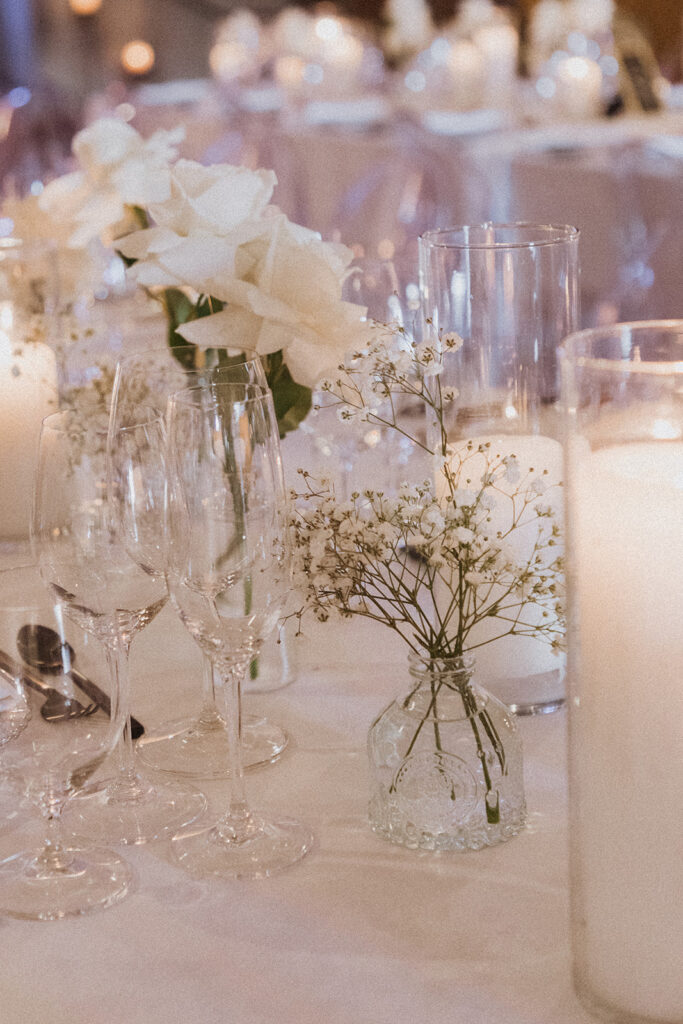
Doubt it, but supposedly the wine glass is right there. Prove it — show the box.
[32,409,205,845]
[109,345,289,779]
[0,563,132,919]
[166,382,313,878]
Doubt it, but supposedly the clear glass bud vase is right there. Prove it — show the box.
[368,653,526,851]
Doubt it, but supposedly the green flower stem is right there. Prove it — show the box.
[390,664,504,823]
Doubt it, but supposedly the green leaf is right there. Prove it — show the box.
[160,289,312,436]
[195,294,225,318]
[162,287,196,353]
[263,351,312,437]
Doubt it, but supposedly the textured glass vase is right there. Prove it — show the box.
[368,653,526,851]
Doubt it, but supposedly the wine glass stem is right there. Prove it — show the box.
[215,660,250,828]
[197,655,223,730]
[104,639,141,798]
[37,811,73,874]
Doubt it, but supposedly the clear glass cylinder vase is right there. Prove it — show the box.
[368,653,526,852]
[418,223,579,715]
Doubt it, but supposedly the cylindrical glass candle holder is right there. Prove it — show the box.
[560,321,683,1024]
[419,223,579,714]
[0,239,59,542]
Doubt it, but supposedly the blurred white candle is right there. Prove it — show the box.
[448,40,485,110]
[437,434,564,703]
[473,23,518,107]
[571,442,683,1021]
[0,327,58,538]
[555,55,602,119]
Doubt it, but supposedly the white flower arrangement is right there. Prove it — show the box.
[39,117,184,248]
[289,322,565,661]
[289,321,564,828]
[0,115,369,434]
[115,160,368,393]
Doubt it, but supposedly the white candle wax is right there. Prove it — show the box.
[571,442,683,1020]
[437,434,564,702]
[473,23,519,107]
[0,331,58,539]
[554,55,603,120]
[447,40,486,110]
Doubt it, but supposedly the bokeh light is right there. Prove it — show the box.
[120,40,155,77]
[68,0,103,14]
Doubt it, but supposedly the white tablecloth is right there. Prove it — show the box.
[0,582,597,1024]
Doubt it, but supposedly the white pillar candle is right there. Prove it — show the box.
[0,324,58,539]
[571,442,683,1021]
[473,23,519,108]
[437,433,564,702]
[447,40,486,110]
[554,55,603,120]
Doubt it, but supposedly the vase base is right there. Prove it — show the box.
[368,799,526,852]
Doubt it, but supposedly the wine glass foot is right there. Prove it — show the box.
[63,772,207,846]
[136,714,288,778]
[0,845,132,919]
[172,814,314,880]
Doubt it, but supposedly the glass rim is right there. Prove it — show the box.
[419,222,579,250]
[559,320,683,376]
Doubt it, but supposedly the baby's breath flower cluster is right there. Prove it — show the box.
[290,322,565,661]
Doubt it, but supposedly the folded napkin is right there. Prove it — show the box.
[303,96,391,128]
[239,86,284,113]
[644,134,683,160]
[421,107,508,136]
[134,78,213,107]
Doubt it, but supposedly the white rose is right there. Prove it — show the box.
[117,160,278,294]
[40,117,184,247]
[146,159,277,236]
[174,214,371,388]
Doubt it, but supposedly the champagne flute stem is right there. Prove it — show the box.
[197,655,224,730]
[104,640,142,800]
[35,792,73,875]
[214,658,250,833]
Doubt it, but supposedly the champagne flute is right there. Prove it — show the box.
[166,382,313,878]
[109,345,289,778]
[32,409,205,845]
[0,563,132,919]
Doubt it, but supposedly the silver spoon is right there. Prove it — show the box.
[16,624,145,738]
[0,647,97,722]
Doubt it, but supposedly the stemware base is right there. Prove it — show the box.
[172,814,314,880]
[0,844,132,920]
[136,713,288,779]
[63,772,206,846]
